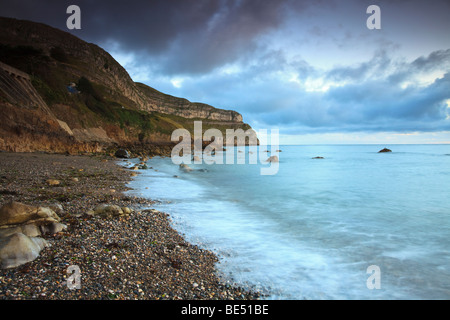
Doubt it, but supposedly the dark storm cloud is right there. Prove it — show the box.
[0,0,309,74]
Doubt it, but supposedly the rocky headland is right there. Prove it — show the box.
[0,17,256,155]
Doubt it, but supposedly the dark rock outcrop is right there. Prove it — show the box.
[115,149,130,159]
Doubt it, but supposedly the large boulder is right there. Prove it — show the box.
[0,233,48,269]
[0,201,66,269]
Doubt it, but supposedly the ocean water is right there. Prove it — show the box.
[124,145,450,300]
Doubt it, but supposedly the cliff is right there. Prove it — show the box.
[0,17,255,155]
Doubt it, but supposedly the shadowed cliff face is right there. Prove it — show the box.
[0,17,254,155]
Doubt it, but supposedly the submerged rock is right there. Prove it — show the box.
[378,148,392,153]
[312,156,324,159]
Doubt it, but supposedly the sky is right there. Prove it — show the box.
[1,0,450,144]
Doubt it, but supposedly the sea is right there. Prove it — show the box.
[124,144,450,300]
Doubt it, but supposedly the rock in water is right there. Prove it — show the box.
[179,164,193,172]
[266,155,279,163]
[115,149,130,158]
[378,148,392,153]
[0,233,48,269]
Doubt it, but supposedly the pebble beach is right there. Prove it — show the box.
[0,151,260,300]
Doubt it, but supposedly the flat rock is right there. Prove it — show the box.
[0,201,60,227]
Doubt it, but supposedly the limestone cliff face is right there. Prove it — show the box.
[0,17,254,154]
[136,83,244,122]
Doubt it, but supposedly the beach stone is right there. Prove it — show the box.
[121,207,132,215]
[46,179,61,186]
[378,148,392,153]
[88,204,125,218]
[115,149,130,159]
[0,232,49,269]
[266,155,279,163]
